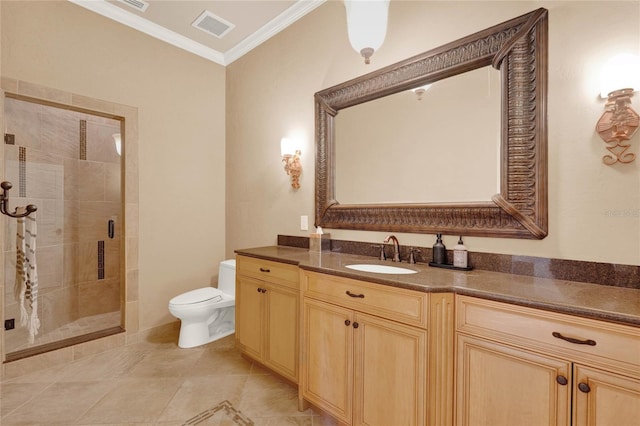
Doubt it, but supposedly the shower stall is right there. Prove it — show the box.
[3,95,123,360]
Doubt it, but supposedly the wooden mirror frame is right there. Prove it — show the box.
[315,8,548,239]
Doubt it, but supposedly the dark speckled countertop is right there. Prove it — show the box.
[235,246,640,327]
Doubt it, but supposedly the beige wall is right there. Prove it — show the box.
[226,1,640,266]
[2,1,227,331]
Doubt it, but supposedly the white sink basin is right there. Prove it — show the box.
[345,264,418,274]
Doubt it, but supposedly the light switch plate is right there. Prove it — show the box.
[300,215,308,231]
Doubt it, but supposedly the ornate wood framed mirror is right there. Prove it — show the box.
[315,8,548,239]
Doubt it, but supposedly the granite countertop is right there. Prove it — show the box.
[235,246,640,327]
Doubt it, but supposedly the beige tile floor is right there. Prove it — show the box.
[1,334,335,425]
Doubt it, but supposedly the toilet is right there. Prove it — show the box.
[168,259,236,348]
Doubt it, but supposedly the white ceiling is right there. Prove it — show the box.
[69,0,327,66]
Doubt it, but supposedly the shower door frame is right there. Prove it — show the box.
[0,79,139,367]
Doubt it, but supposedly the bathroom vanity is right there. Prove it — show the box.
[455,295,640,426]
[301,270,431,425]
[235,255,300,383]
[235,246,640,426]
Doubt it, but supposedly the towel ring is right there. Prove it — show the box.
[0,181,37,218]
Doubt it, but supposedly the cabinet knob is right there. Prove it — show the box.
[353,322,359,329]
[256,288,261,293]
[346,291,365,298]
[259,267,271,273]
[556,375,568,386]
[344,320,351,326]
[578,382,591,393]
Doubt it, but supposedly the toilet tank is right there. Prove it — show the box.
[217,259,236,296]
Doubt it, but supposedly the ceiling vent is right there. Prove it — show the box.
[116,0,149,13]
[192,10,235,39]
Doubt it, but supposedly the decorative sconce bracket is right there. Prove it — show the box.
[596,88,639,165]
[283,150,302,189]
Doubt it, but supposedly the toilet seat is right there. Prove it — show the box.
[169,287,223,306]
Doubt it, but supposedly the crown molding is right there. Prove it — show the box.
[224,0,326,65]
[68,0,226,64]
[68,0,326,66]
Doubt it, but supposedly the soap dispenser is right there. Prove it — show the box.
[453,236,468,268]
[432,233,446,264]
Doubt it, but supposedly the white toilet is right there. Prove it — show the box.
[168,259,236,348]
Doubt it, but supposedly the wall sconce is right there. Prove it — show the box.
[344,0,390,64]
[112,133,122,156]
[596,53,640,165]
[411,84,432,101]
[281,138,302,189]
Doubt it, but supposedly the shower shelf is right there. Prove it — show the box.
[0,181,37,218]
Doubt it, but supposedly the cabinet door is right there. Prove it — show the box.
[456,334,571,426]
[302,298,354,425]
[574,365,640,426]
[236,276,264,360]
[353,312,427,426]
[264,283,298,382]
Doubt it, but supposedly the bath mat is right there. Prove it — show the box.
[183,400,254,425]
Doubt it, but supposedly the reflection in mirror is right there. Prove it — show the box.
[335,66,500,204]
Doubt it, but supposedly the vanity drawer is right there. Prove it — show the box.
[456,295,640,375]
[236,255,299,289]
[302,271,428,328]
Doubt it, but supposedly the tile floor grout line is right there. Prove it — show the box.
[70,378,121,425]
[0,380,57,421]
[153,375,189,424]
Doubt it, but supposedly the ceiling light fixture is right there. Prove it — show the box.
[344,0,390,64]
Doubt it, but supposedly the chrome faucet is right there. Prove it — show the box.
[383,235,401,262]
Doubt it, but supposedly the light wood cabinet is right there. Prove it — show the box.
[457,333,571,426]
[235,256,299,383]
[236,276,263,359]
[573,365,640,426]
[301,271,428,426]
[303,299,353,423]
[353,309,427,426]
[456,295,640,426]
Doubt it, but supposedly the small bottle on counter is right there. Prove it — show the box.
[432,233,446,264]
[453,236,468,268]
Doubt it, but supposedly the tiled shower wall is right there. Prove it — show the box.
[3,97,121,354]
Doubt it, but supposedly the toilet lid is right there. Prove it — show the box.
[170,287,223,305]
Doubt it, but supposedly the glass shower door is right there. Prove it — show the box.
[3,96,123,359]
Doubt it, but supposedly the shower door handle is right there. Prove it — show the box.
[108,220,115,239]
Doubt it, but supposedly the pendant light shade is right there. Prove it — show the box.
[344,0,390,64]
